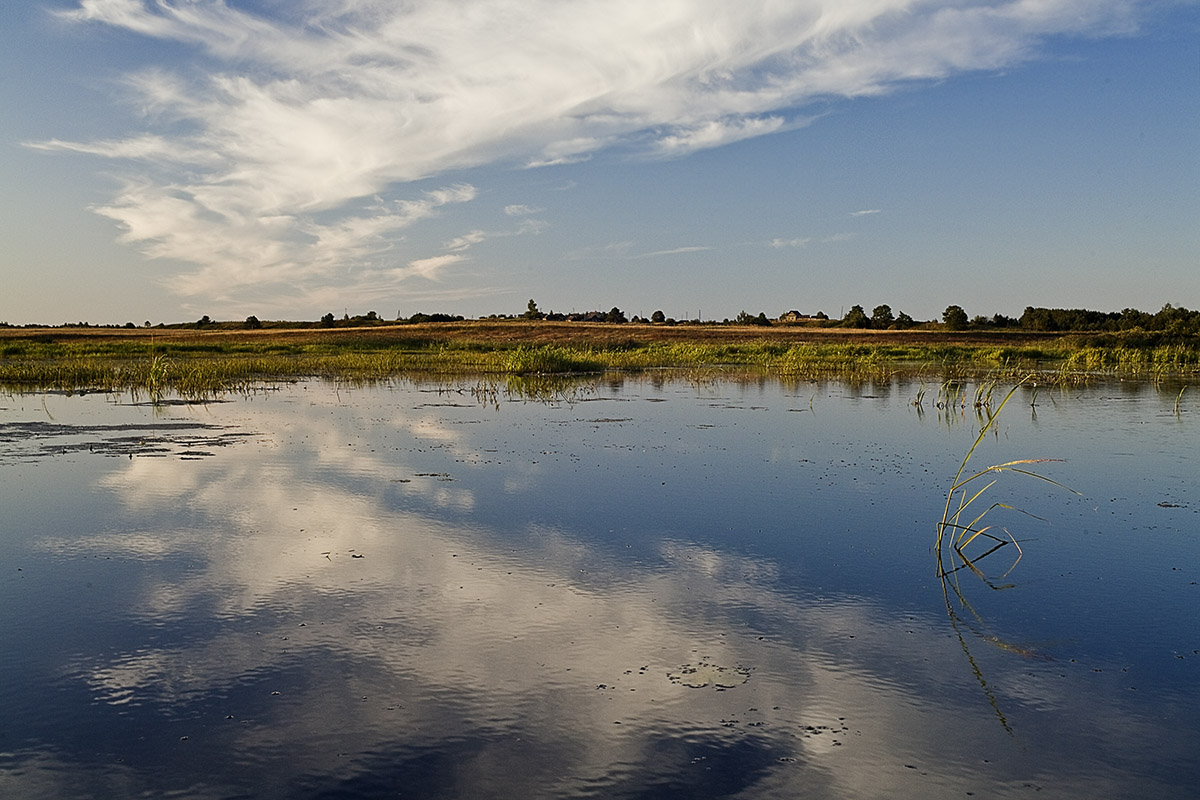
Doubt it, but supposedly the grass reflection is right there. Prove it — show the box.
[934,376,1078,734]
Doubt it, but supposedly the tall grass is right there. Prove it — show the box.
[2,333,1194,398]
[933,376,1083,732]
[936,377,1078,566]
[1063,344,1200,381]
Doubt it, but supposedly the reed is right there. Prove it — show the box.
[936,376,1078,566]
[3,330,1196,397]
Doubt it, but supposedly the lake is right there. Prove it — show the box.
[1,375,1197,798]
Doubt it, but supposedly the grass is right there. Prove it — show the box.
[1,321,1196,399]
[932,376,1083,733]
[935,376,1080,571]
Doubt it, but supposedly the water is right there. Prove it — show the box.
[1,377,1197,798]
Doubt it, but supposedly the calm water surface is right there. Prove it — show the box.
[1,377,1197,798]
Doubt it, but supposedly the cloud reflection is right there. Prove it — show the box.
[14,381,1197,798]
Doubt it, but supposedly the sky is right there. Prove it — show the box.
[1,0,1197,326]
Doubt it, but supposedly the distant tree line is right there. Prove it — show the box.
[827,302,1200,335]
[1016,304,1200,334]
[837,304,918,330]
[4,302,1198,335]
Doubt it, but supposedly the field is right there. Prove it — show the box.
[2,320,1196,399]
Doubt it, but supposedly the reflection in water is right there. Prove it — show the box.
[1,378,1198,798]
[937,542,1030,737]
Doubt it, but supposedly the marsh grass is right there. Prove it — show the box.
[2,328,1196,398]
[933,377,1081,733]
[936,376,1079,568]
[1063,344,1200,382]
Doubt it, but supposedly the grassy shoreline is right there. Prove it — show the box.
[2,321,1196,399]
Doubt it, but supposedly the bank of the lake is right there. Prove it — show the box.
[1,321,1197,398]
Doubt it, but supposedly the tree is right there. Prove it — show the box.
[735,310,770,326]
[871,304,894,328]
[651,309,666,323]
[197,315,212,326]
[894,311,915,329]
[245,315,261,329]
[606,306,627,323]
[842,304,870,329]
[321,313,336,326]
[942,305,968,331]
[522,299,544,320]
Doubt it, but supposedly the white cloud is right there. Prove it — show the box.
[770,237,812,248]
[637,246,713,258]
[44,0,1151,302]
[504,205,540,217]
[515,218,549,236]
[27,136,222,166]
[400,254,467,282]
[565,241,635,260]
[441,214,547,255]
[444,230,488,252]
[823,232,857,243]
[97,181,479,300]
[850,209,882,216]
[652,115,788,157]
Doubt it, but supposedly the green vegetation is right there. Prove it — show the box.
[933,376,1086,733]
[942,304,969,331]
[1,319,1196,401]
[7,300,1200,334]
[936,377,1079,563]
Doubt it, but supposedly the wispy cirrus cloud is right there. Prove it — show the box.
[636,246,713,258]
[823,232,858,244]
[651,116,792,158]
[441,215,547,254]
[850,209,882,217]
[565,241,635,261]
[96,181,478,299]
[769,237,812,249]
[41,0,1149,304]
[398,254,467,282]
[444,231,489,253]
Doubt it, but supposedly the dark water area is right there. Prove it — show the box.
[1,376,1197,798]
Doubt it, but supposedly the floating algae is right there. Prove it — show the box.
[668,661,750,689]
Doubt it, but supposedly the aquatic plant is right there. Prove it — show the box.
[936,376,1078,567]
[912,384,927,407]
[146,353,171,404]
[498,345,604,375]
[2,325,1195,396]
[934,377,1080,733]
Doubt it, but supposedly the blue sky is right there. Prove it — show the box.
[2,0,1197,325]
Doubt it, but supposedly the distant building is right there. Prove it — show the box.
[778,310,812,323]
